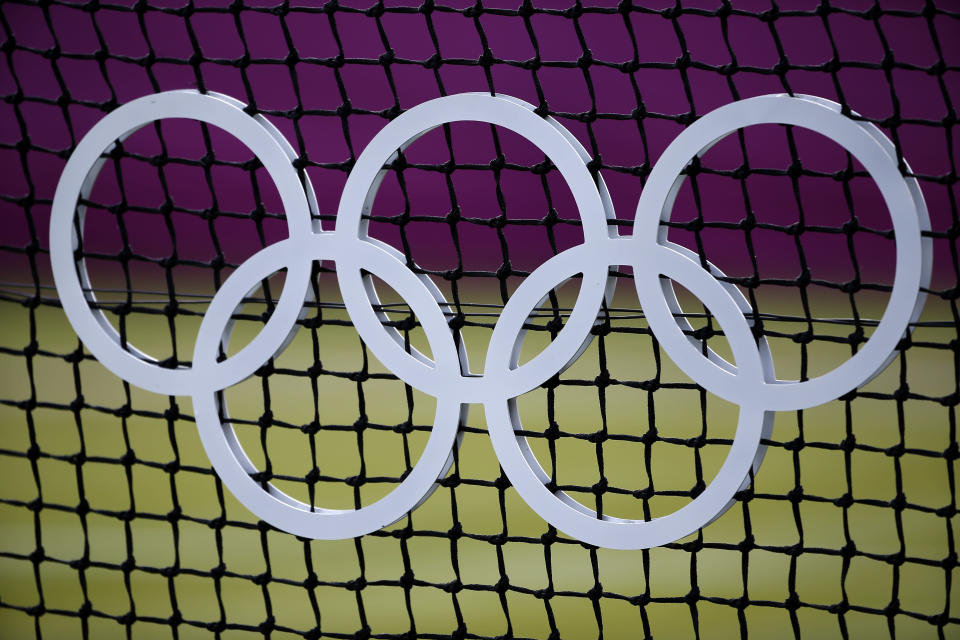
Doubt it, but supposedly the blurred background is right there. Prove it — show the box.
[0,0,957,638]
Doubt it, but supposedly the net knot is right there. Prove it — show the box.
[440,474,461,489]
[628,593,650,607]
[447,313,466,331]
[345,474,365,487]
[888,493,907,510]
[346,576,367,591]
[539,422,559,442]
[163,403,181,421]
[661,6,680,19]
[69,395,85,413]
[584,424,608,444]
[639,426,658,445]
[77,602,94,619]
[110,401,134,421]
[892,383,910,402]
[380,105,402,120]
[840,541,858,559]
[883,599,900,618]
[691,325,715,341]
[784,437,804,452]
[681,538,703,553]
[24,237,40,258]
[586,583,604,602]
[719,62,738,76]
[787,486,804,504]
[352,628,372,640]
[541,373,561,390]
[828,600,850,615]
[534,586,553,600]
[784,593,802,612]
[591,478,608,495]
[943,442,959,462]
[832,493,853,510]
[443,579,463,594]
[531,159,553,175]
[690,480,706,498]
[883,439,906,463]
[540,528,557,545]
[29,547,45,564]
[637,379,660,393]
[0,35,17,55]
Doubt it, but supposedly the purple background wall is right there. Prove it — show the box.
[1,0,957,295]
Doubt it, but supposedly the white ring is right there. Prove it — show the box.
[633,94,931,411]
[335,93,617,401]
[484,238,774,549]
[191,235,464,539]
[49,90,314,396]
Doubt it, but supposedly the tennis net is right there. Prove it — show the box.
[0,1,957,638]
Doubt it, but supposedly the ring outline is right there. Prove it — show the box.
[634,94,932,412]
[49,90,316,396]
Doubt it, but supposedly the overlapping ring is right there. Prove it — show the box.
[51,90,931,549]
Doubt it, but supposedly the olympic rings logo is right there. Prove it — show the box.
[51,90,932,549]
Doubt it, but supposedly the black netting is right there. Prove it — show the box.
[0,1,958,638]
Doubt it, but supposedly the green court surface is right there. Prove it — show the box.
[0,280,956,639]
